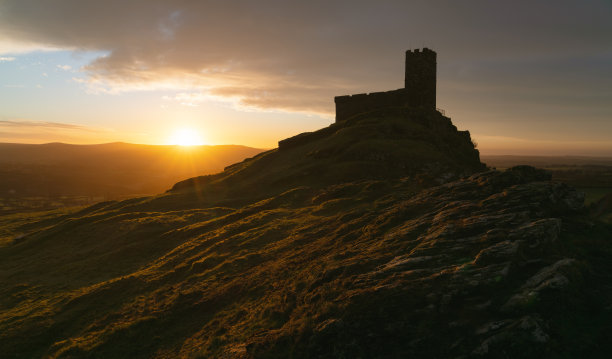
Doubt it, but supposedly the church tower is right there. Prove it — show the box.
[404,48,436,109]
[333,48,438,123]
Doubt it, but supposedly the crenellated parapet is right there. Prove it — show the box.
[335,48,437,123]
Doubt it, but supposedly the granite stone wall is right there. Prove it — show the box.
[334,48,437,123]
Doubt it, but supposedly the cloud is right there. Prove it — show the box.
[163,92,207,107]
[0,119,100,131]
[0,37,64,55]
[0,0,610,116]
[56,64,72,71]
[0,119,116,144]
[0,56,15,62]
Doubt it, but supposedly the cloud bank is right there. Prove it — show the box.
[0,0,610,115]
[0,119,113,144]
[0,119,96,131]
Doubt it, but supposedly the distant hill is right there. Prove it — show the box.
[481,155,612,169]
[0,142,264,202]
[2,108,610,358]
[482,155,612,204]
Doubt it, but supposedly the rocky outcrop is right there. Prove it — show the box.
[248,167,590,358]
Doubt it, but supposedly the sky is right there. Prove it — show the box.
[0,0,610,155]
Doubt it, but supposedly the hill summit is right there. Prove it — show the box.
[168,107,485,207]
[169,48,483,207]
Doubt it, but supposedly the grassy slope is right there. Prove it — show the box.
[2,171,610,358]
[1,110,610,358]
[0,207,83,247]
[0,181,393,357]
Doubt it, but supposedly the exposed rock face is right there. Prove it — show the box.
[246,166,588,358]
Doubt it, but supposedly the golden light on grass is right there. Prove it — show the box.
[168,128,205,147]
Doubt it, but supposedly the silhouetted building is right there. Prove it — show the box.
[335,48,437,122]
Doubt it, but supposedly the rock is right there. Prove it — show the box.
[473,240,522,266]
[502,258,576,311]
[472,316,549,356]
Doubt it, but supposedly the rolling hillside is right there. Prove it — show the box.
[0,143,264,212]
[1,109,610,358]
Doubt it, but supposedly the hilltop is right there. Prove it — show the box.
[1,108,611,358]
[165,108,484,208]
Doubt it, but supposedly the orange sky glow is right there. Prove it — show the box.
[0,1,610,156]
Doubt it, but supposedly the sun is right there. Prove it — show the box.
[168,128,205,146]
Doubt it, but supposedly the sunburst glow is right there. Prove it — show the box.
[168,128,205,146]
